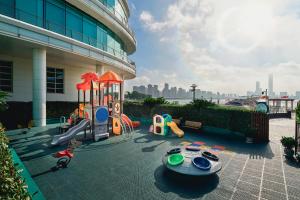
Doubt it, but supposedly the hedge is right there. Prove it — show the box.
[0,128,31,199]
[0,101,254,134]
[123,102,252,134]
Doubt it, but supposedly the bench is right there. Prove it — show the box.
[183,120,202,129]
[172,119,202,130]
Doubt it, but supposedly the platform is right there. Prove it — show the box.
[162,147,222,176]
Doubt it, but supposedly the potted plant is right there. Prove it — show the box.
[280,136,296,159]
[245,128,256,144]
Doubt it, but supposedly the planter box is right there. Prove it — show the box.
[10,149,45,200]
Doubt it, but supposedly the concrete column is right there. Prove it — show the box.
[96,65,105,105]
[96,65,105,75]
[121,74,125,101]
[32,48,46,126]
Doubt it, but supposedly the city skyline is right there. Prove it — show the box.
[133,83,238,99]
[126,0,300,95]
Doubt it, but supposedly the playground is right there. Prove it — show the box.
[6,117,300,200]
[4,71,300,200]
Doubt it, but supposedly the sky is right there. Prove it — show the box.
[125,0,300,96]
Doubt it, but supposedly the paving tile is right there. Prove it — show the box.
[240,174,261,186]
[289,195,300,200]
[262,179,286,194]
[263,172,285,184]
[204,193,228,200]
[264,167,283,177]
[207,187,233,199]
[232,189,258,200]
[260,188,287,200]
[284,171,300,180]
[287,186,300,198]
[286,178,300,188]
[236,180,260,196]
[219,176,238,188]
[243,168,262,178]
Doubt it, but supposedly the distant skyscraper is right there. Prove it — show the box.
[268,74,275,97]
[255,81,262,95]
[296,91,300,99]
[147,84,154,96]
[153,85,160,97]
[162,83,170,98]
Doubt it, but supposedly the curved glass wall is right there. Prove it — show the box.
[0,0,127,60]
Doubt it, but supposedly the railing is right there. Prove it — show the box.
[0,2,135,71]
[95,0,136,41]
[296,102,300,154]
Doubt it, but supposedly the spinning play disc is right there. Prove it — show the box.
[202,151,219,162]
[185,146,200,151]
[167,154,184,166]
[167,148,181,155]
[192,157,211,170]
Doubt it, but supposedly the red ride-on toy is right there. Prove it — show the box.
[53,139,81,169]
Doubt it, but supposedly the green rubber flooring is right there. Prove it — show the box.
[6,118,300,200]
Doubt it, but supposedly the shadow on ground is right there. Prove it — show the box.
[154,165,219,199]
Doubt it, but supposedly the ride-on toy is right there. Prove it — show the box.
[53,139,81,169]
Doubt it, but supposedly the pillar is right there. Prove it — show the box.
[32,48,46,126]
[120,74,125,113]
[96,65,105,75]
[96,65,105,104]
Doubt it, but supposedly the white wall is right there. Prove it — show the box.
[0,54,96,102]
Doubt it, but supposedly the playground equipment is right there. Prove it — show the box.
[53,139,81,168]
[162,147,222,176]
[151,114,184,137]
[51,71,137,146]
[192,157,211,171]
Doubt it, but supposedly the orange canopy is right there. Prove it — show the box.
[76,72,99,91]
[98,71,123,83]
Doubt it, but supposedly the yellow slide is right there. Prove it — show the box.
[167,121,184,138]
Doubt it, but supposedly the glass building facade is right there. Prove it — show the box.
[0,0,127,59]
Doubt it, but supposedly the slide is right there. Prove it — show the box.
[121,114,140,128]
[167,121,184,138]
[121,114,134,129]
[51,119,90,146]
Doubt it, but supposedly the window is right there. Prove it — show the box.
[0,61,13,92]
[16,0,43,27]
[0,0,14,17]
[47,67,64,94]
[46,0,65,35]
[83,15,97,47]
[66,5,83,41]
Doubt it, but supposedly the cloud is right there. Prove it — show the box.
[136,0,300,95]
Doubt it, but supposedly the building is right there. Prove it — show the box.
[162,83,170,98]
[255,81,262,95]
[0,0,136,126]
[280,92,288,97]
[296,91,300,99]
[268,74,275,97]
[147,84,153,97]
[133,85,146,94]
[153,85,159,98]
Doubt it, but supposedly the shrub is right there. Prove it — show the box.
[143,97,168,107]
[0,91,9,111]
[187,99,215,109]
[0,128,31,199]
[280,136,296,149]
